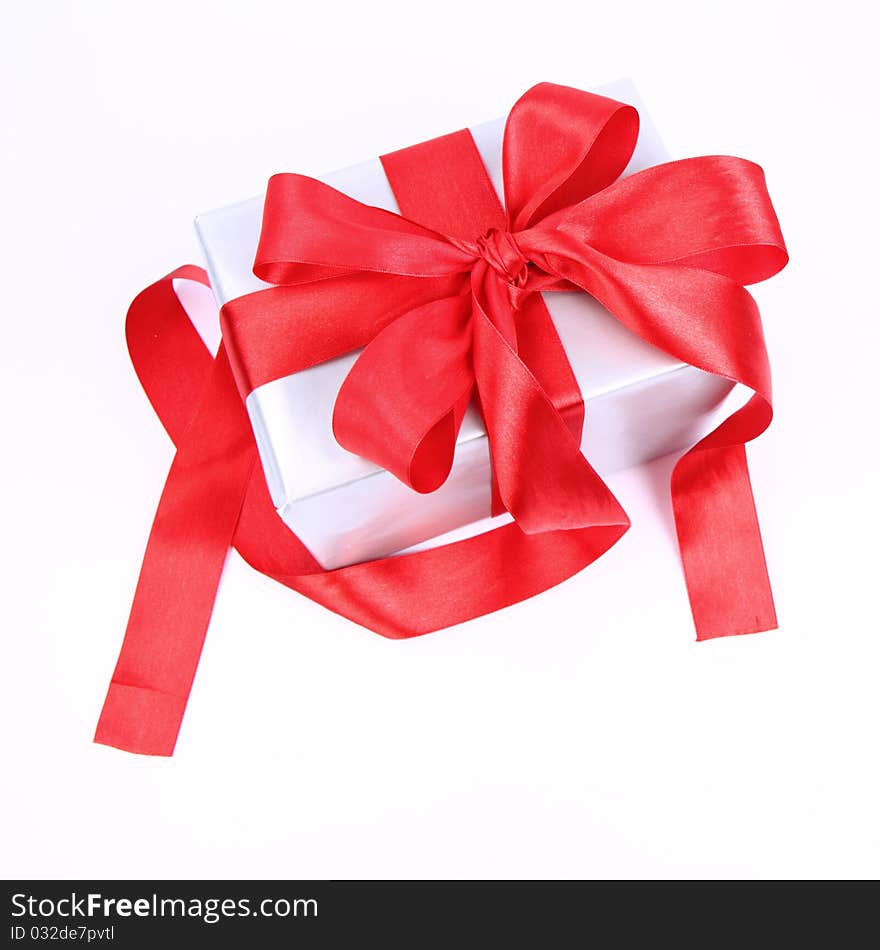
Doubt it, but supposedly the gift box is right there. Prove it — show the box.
[96,78,787,755]
[195,79,737,569]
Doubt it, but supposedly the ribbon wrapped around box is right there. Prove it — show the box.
[95,80,787,756]
[195,80,741,569]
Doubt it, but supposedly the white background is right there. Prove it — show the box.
[2,0,878,879]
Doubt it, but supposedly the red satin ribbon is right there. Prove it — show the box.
[96,83,786,755]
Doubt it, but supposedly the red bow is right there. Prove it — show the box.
[224,82,786,548]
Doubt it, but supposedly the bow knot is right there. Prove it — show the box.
[474,227,529,289]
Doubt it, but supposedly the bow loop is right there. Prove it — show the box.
[255,173,475,284]
[333,295,474,494]
[547,155,788,283]
[526,234,772,399]
[502,82,639,232]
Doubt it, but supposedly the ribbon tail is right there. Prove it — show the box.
[484,290,585,518]
[672,394,776,640]
[96,298,256,754]
[472,275,628,536]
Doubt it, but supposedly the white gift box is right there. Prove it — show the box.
[195,79,738,569]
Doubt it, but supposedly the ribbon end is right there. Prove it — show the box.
[695,612,778,642]
[694,601,778,642]
[93,682,186,756]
